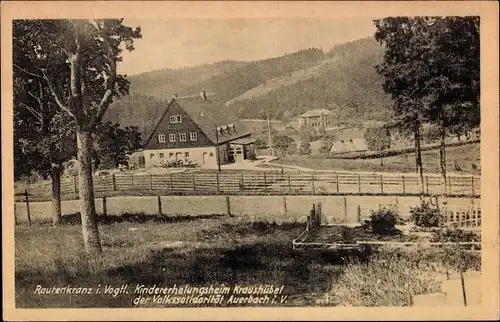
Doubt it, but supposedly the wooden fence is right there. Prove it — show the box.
[14,171,481,200]
[442,205,481,229]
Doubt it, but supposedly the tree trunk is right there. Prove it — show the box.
[77,129,102,254]
[50,165,62,226]
[439,118,448,200]
[414,120,425,201]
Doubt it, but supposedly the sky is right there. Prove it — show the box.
[119,18,377,75]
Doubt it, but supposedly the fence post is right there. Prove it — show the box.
[193,173,196,191]
[288,174,292,193]
[112,174,116,191]
[170,173,174,190]
[225,196,231,216]
[150,174,153,190]
[14,203,18,226]
[216,172,220,193]
[336,174,340,193]
[102,196,107,217]
[25,189,31,227]
[311,173,315,195]
[263,172,267,192]
[74,176,78,193]
[131,174,134,188]
[358,174,361,193]
[402,175,406,194]
[380,175,384,194]
[317,202,322,225]
[343,197,348,222]
[157,195,162,215]
[448,176,452,195]
[282,195,288,216]
[471,176,475,196]
[460,270,468,306]
[425,176,429,194]
[357,205,361,223]
[240,172,244,191]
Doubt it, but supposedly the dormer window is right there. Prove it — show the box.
[190,132,198,141]
[169,115,182,123]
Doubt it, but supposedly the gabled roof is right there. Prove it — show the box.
[144,94,251,146]
[299,109,331,118]
[330,138,367,153]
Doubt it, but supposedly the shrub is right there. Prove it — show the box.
[369,208,400,235]
[409,202,443,227]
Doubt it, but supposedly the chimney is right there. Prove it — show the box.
[200,90,207,101]
[171,93,178,99]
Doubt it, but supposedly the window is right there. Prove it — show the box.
[169,153,174,158]
[179,133,187,142]
[185,152,189,157]
[190,132,198,141]
[169,115,182,123]
[150,153,155,159]
[169,133,176,142]
[158,134,166,143]
[159,153,164,158]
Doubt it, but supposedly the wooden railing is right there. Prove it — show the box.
[14,171,481,200]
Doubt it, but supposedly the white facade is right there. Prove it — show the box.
[143,144,232,169]
[144,146,219,169]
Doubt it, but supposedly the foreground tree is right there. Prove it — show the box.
[13,22,76,225]
[374,17,480,199]
[14,19,141,254]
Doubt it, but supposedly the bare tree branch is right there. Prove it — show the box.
[41,69,75,119]
[20,102,43,123]
[89,21,117,127]
[13,63,44,78]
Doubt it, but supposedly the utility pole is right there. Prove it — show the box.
[267,112,273,156]
[215,125,221,172]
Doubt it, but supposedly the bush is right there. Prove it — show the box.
[410,202,443,227]
[369,208,400,235]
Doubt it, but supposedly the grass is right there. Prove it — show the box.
[321,247,480,307]
[15,214,343,308]
[272,143,480,175]
[15,213,480,308]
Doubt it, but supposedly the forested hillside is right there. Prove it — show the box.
[127,60,249,100]
[106,37,393,138]
[229,37,393,121]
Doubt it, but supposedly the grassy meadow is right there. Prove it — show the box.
[15,213,480,308]
[268,143,480,174]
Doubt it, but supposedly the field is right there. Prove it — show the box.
[270,143,480,175]
[15,213,480,308]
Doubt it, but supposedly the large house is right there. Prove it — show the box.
[298,109,333,129]
[137,91,255,169]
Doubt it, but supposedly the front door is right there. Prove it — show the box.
[138,156,145,168]
[202,152,207,164]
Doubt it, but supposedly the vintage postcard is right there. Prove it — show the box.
[2,1,499,320]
